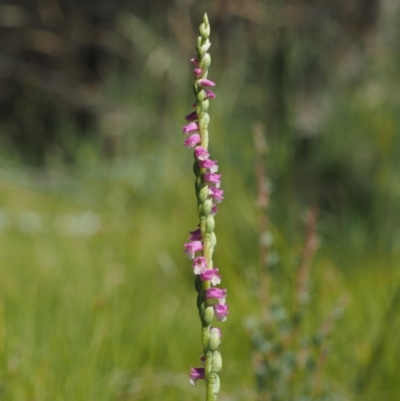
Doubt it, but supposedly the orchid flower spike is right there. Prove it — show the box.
[181,13,227,400]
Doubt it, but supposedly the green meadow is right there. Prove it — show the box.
[0,123,399,400]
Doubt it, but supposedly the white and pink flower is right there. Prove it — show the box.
[184,240,203,259]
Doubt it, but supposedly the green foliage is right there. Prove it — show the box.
[246,265,346,401]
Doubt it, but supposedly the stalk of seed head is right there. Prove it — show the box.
[295,207,318,308]
[182,13,228,401]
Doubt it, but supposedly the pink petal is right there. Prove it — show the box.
[198,78,216,87]
[184,134,201,148]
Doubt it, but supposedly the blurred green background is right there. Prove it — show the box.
[0,0,400,400]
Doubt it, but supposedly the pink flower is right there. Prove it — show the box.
[211,327,222,338]
[208,187,224,203]
[190,58,199,66]
[184,134,201,148]
[188,228,202,241]
[214,304,229,322]
[211,204,218,215]
[205,287,227,304]
[200,268,221,285]
[194,146,210,161]
[193,256,207,274]
[198,158,218,173]
[204,173,222,186]
[189,367,205,386]
[205,90,216,99]
[183,122,199,134]
[198,78,216,87]
[194,68,202,78]
[184,241,203,259]
[185,111,198,121]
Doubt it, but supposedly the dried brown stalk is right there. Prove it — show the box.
[296,206,319,307]
[311,296,348,397]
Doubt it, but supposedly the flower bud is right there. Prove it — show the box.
[203,13,209,27]
[209,327,221,351]
[200,41,211,54]
[198,186,208,203]
[210,373,220,394]
[205,214,215,233]
[201,199,213,216]
[199,22,210,38]
[200,112,210,128]
[200,99,209,113]
[211,351,222,373]
[203,306,214,325]
[197,89,205,103]
[196,37,202,51]
[209,232,217,248]
[200,53,211,71]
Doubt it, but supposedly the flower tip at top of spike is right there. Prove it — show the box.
[199,14,210,38]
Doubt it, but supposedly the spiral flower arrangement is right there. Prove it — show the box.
[182,13,228,401]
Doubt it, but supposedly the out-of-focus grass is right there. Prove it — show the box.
[0,146,399,401]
